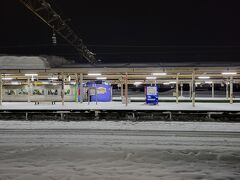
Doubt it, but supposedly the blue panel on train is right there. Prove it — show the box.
[146,86,158,105]
[88,83,112,102]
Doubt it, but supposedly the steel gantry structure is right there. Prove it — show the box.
[19,0,97,64]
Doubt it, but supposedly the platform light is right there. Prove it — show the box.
[2,77,13,80]
[42,81,49,85]
[11,81,21,85]
[36,81,49,85]
[96,77,107,80]
[163,81,176,85]
[25,74,38,81]
[88,73,101,76]
[221,72,237,75]
[205,81,213,84]
[152,72,167,76]
[198,76,210,79]
[48,77,58,80]
[195,82,201,85]
[134,81,143,86]
[146,76,156,80]
[25,73,38,76]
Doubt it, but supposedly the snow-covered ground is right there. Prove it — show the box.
[0,120,240,132]
[0,101,240,111]
[0,120,240,179]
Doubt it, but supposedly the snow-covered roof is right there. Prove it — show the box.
[0,56,50,70]
[63,62,240,68]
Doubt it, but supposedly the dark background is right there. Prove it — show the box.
[1,0,240,63]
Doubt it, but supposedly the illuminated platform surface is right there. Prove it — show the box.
[113,96,240,101]
[0,101,240,112]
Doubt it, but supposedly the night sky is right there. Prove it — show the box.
[1,0,240,63]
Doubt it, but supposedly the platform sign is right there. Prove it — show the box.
[146,86,158,105]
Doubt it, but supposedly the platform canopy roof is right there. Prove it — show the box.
[64,62,240,68]
[1,56,240,84]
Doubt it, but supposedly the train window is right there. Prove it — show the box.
[65,89,70,95]
[64,85,71,95]
[48,89,58,95]
[33,89,44,95]
[5,90,16,95]
[17,88,28,95]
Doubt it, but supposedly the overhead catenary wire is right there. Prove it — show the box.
[18,0,97,64]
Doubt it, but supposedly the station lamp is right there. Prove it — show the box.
[163,81,176,85]
[96,77,107,80]
[88,73,102,76]
[152,73,167,76]
[221,72,237,75]
[2,78,13,81]
[205,81,213,84]
[198,76,210,79]
[24,74,38,76]
[11,81,21,85]
[134,81,143,86]
[146,76,157,80]
[25,73,38,81]
[48,77,58,80]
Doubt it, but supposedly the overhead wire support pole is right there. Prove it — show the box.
[176,73,179,104]
[19,0,97,64]
[192,70,196,107]
[180,83,183,97]
[230,76,233,104]
[0,74,2,106]
[80,73,83,103]
[212,82,215,98]
[61,72,65,106]
[226,79,229,100]
[125,72,128,107]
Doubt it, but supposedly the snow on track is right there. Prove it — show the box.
[0,120,240,132]
[0,121,240,179]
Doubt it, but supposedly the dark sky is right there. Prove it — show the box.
[1,0,240,63]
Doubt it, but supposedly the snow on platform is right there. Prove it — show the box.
[0,101,240,111]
